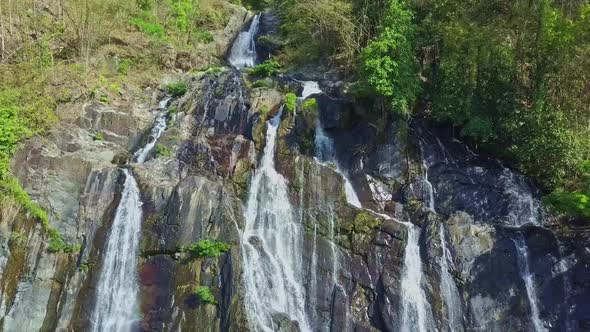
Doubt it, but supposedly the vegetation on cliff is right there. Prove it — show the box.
[257,0,590,221]
[0,0,234,244]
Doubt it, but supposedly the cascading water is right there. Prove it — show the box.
[240,109,311,332]
[134,97,171,163]
[91,169,143,331]
[399,223,436,332]
[92,97,171,331]
[314,122,361,208]
[503,169,546,331]
[439,225,463,332]
[300,81,322,100]
[513,235,547,332]
[228,14,260,69]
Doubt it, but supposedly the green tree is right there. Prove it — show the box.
[361,0,420,115]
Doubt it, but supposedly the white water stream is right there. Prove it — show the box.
[240,109,311,332]
[229,14,260,69]
[92,97,171,331]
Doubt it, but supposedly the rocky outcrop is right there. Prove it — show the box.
[1,23,587,332]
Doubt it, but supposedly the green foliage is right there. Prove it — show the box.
[544,191,590,219]
[252,79,273,89]
[47,229,80,253]
[544,160,590,219]
[195,29,214,43]
[361,0,420,115]
[9,230,27,246]
[259,105,270,116]
[193,286,218,305]
[166,82,188,97]
[284,93,297,112]
[117,59,134,75]
[131,17,166,39]
[136,0,155,10]
[203,66,225,77]
[181,239,231,258]
[93,133,105,141]
[302,98,317,113]
[279,0,360,68]
[155,144,173,157]
[247,59,281,78]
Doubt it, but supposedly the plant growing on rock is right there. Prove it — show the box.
[155,144,173,157]
[247,59,281,78]
[165,82,188,97]
[181,239,231,258]
[193,286,218,305]
[285,93,297,112]
[302,98,317,113]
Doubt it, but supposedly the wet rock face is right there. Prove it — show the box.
[255,11,282,61]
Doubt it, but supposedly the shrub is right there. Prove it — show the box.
[259,105,270,116]
[284,93,297,112]
[155,144,173,157]
[181,239,231,258]
[131,17,166,39]
[203,66,225,77]
[247,59,281,77]
[117,59,134,75]
[193,286,217,305]
[302,98,317,113]
[166,82,188,97]
[544,191,590,219]
[195,29,214,43]
[252,79,273,89]
[47,228,80,253]
[93,133,105,141]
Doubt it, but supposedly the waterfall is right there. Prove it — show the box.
[399,223,436,332]
[92,97,171,331]
[91,169,143,331]
[134,97,172,163]
[314,122,361,208]
[229,14,260,69]
[439,225,463,332]
[513,235,547,332]
[299,81,322,100]
[241,109,311,331]
[422,150,463,331]
[503,168,546,331]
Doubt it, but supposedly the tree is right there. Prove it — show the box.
[361,0,420,115]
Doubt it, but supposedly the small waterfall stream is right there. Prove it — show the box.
[91,97,171,331]
[229,14,260,69]
[241,109,311,332]
[314,122,361,208]
[513,235,547,332]
[399,223,435,332]
[439,225,463,332]
[421,149,463,331]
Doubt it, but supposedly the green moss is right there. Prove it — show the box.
[352,212,380,234]
[180,239,231,258]
[193,286,217,305]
